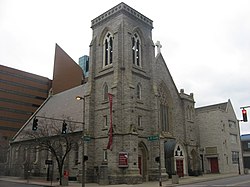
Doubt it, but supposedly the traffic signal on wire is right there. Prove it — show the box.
[62,120,67,134]
[242,109,248,122]
[32,117,38,131]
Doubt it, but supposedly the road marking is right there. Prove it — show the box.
[227,179,250,186]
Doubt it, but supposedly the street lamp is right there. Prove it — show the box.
[157,94,162,187]
[76,96,85,187]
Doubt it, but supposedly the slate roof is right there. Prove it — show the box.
[196,102,228,113]
[12,84,87,142]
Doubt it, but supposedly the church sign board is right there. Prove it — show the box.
[118,152,128,167]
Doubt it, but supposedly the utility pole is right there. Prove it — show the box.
[158,134,162,186]
[76,96,85,187]
[157,94,162,187]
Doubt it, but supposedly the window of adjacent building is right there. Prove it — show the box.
[136,83,142,100]
[132,33,141,67]
[103,84,108,101]
[86,57,89,72]
[160,104,169,132]
[230,134,237,144]
[247,142,250,149]
[232,151,239,164]
[103,32,113,67]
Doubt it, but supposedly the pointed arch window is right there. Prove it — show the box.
[22,147,27,163]
[136,83,142,100]
[103,83,109,101]
[103,32,113,67]
[160,104,169,132]
[33,146,39,164]
[74,143,79,165]
[132,33,141,67]
[186,106,194,121]
[186,106,190,120]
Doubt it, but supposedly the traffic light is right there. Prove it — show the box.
[242,109,248,122]
[62,120,67,134]
[32,117,38,131]
[155,156,160,163]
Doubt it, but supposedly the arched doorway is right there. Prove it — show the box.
[138,142,148,181]
[164,139,176,177]
[174,144,186,177]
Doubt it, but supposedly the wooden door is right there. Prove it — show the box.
[176,159,184,177]
[210,158,219,173]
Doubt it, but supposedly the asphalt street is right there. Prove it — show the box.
[177,174,250,187]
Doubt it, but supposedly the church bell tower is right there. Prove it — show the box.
[86,3,159,184]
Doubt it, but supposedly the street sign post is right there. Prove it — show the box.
[148,135,159,141]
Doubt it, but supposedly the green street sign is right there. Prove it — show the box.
[148,135,159,141]
[82,135,91,142]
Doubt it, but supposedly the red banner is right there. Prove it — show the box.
[107,93,113,150]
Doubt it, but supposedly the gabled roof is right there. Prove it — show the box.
[12,84,87,142]
[196,102,228,112]
[154,52,182,100]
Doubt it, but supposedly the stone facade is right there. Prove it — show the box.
[7,2,242,185]
[196,100,244,174]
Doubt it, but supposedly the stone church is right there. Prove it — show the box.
[7,2,243,185]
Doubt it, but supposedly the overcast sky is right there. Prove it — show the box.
[1,0,250,134]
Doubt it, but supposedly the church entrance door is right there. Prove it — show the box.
[176,159,184,177]
[138,142,148,181]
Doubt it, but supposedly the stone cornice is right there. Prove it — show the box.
[91,2,153,28]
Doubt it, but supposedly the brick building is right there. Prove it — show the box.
[0,64,51,164]
[7,2,243,184]
[52,44,84,95]
[1,43,83,174]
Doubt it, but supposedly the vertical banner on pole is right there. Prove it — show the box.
[107,93,113,150]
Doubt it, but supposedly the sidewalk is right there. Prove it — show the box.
[0,173,240,187]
